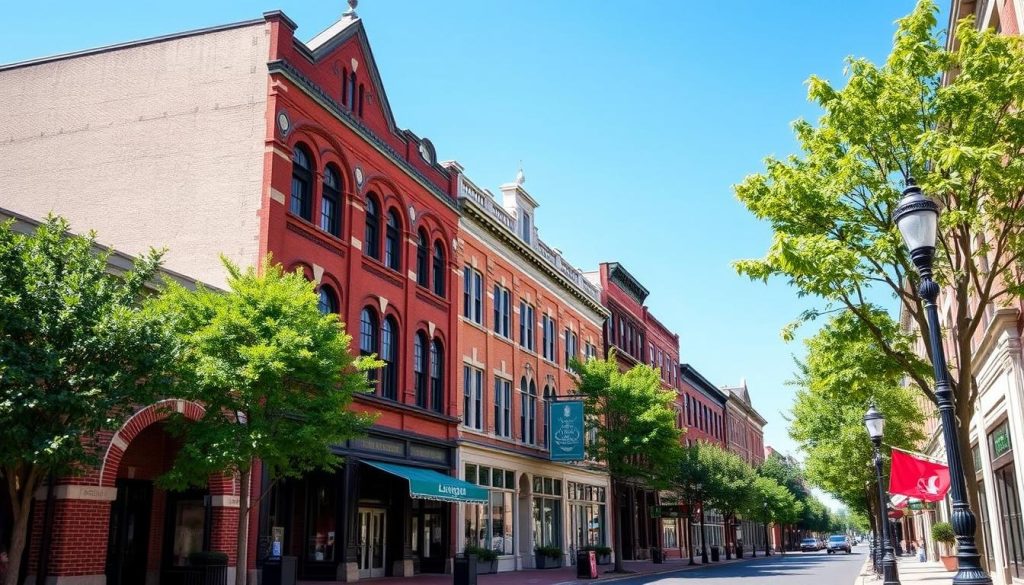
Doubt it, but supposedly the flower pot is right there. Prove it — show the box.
[596,553,611,566]
[940,555,957,572]
[534,554,562,569]
[477,559,498,574]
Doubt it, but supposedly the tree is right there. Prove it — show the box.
[789,311,925,518]
[572,352,683,572]
[733,0,1024,528]
[742,475,803,555]
[0,216,171,585]
[673,442,754,561]
[153,257,377,585]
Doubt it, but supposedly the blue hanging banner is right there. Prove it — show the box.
[549,400,585,461]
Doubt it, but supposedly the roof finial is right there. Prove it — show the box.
[514,161,525,186]
[344,0,358,17]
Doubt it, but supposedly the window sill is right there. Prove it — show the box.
[361,256,405,287]
[415,283,448,303]
[284,213,349,253]
[460,316,488,333]
[492,333,514,346]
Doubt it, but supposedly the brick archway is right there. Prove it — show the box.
[98,399,205,488]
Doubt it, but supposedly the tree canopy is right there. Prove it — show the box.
[733,0,1024,514]
[152,257,377,585]
[789,310,925,515]
[0,216,171,585]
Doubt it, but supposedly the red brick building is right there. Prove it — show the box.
[0,5,474,584]
[450,170,610,570]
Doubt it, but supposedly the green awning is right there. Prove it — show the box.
[363,461,488,504]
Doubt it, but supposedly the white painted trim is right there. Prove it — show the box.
[212,495,241,508]
[33,485,118,502]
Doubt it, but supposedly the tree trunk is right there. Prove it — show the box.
[235,466,251,585]
[955,399,989,571]
[613,481,625,573]
[4,466,41,585]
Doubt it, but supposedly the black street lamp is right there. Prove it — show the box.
[893,179,992,585]
[864,405,901,585]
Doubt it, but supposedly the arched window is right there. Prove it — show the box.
[290,144,313,221]
[385,209,401,270]
[416,229,429,287]
[430,339,443,413]
[321,165,342,236]
[364,194,381,259]
[432,240,446,297]
[349,72,357,113]
[520,378,537,444]
[318,286,338,314]
[414,331,428,408]
[359,308,379,385]
[380,316,398,400]
[542,385,556,447]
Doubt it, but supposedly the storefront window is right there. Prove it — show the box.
[994,463,1023,578]
[464,464,514,555]
[533,475,562,548]
[568,482,606,552]
[306,476,337,562]
[662,519,678,548]
[169,496,207,566]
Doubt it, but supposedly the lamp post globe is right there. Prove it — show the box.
[864,404,885,441]
[894,179,991,585]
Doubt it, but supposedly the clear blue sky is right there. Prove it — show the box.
[3,0,934,499]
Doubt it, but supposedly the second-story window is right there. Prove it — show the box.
[542,385,556,447]
[359,308,379,386]
[463,267,482,324]
[416,229,429,287]
[463,366,483,430]
[364,194,381,259]
[414,331,428,408]
[290,144,313,221]
[321,165,341,236]
[519,301,535,351]
[494,377,511,438]
[493,285,510,338]
[380,316,398,400]
[430,339,444,413]
[385,209,401,270]
[318,286,338,315]
[520,378,537,444]
[541,315,557,362]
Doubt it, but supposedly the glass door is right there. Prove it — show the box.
[105,479,153,585]
[357,508,386,578]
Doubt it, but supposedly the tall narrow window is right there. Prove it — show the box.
[541,315,557,361]
[494,378,511,438]
[364,195,381,259]
[359,308,379,385]
[385,209,401,270]
[564,329,577,367]
[463,267,483,324]
[290,144,313,221]
[348,72,357,112]
[493,285,510,338]
[414,332,428,408]
[416,229,429,287]
[520,301,535,351]
[542,385,556,447]
[380,317,398,400]
[430,339,444,413]
[432,241,446,297]
[463,366,483,430]
[321,165,341,236]
[318,286,338,315]
[520,211,532,244]
[341,67,349,106]
[358,83,365,117]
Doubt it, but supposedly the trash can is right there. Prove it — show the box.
[710,547,720,562]
[454,553,478,585]
[651,548,663,564]
[736,545,744,558]
[576,551,598,579]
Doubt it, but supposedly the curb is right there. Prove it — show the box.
[553,553,780,585]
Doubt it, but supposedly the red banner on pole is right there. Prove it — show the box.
[888,448,950,502]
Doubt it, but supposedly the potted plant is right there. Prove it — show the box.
[931,522,956,571]
[534,545,563,569]
[464,545,499,574]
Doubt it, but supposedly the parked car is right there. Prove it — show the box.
[800,538,820,552]
[826,535,852,554]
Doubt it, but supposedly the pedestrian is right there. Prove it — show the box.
[918,539,927,562]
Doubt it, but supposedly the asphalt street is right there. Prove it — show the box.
[610,547,865,584]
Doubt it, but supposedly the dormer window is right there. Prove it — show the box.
[520,211,532,244]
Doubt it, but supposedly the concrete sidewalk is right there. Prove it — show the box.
[299,552,776,585]
[854,556,953,584]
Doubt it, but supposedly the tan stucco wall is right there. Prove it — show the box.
[0,22,269,288]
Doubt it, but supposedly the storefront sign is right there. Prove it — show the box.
[908,501,935,511]
[549,400,585,461]
[651,504,688,519]
[363,461,488,503]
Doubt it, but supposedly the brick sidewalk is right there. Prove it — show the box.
[299,552,776,585]
[853,557,953,585]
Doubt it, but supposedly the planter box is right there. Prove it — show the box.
[477,559,498,574]
[940,555,957,572]
[596,553,611,566]
[534,554,563,569]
